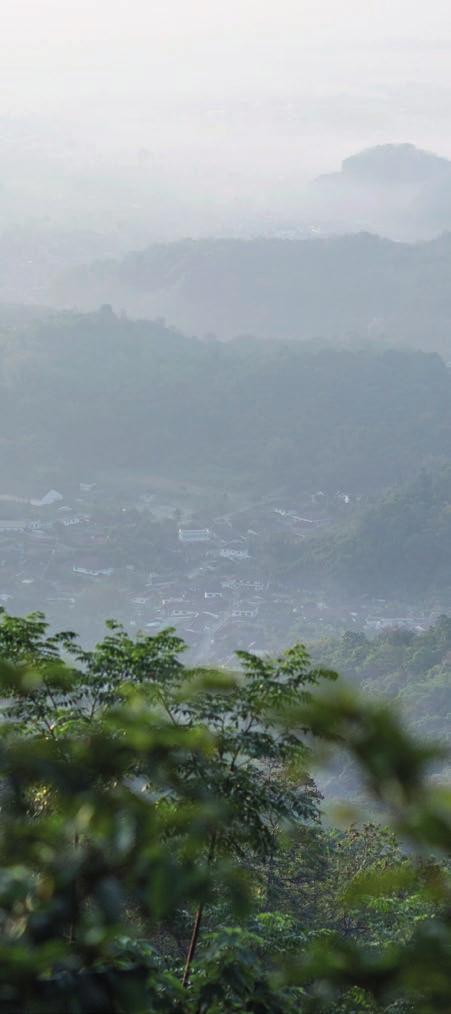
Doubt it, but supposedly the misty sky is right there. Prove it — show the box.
[2,1,451,235]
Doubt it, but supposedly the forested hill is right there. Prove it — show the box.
[52,232,451,353]
[314,615,451,745]
[1,310,451,494]
[289,465,451,597]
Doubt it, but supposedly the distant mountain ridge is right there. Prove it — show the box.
[51,230,451,355]
[4,141,451,341]
[1,310,451,498]
[303,142,451,240]
[318,143,451,186]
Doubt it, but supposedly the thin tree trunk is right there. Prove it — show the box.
[68,832,80,945]
[182,900,205,987]
[182,832,217,987]
[264,849,275,912]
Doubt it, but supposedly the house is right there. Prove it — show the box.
[30,490,63,507]
[234,580,267,592]
[0,519,49,533]
[169,610,199,619]
[73,565,114,577]
[29,529,54,541]
[0,520,29,532]
[219,548,250,561]
[178,528,211,543]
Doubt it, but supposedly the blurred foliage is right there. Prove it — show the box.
[0,611,328,1010]
[0,610,450,1009]
[284,685,451,1011]
[314,615,451,757]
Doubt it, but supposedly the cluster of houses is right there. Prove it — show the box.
[0,484,437,661]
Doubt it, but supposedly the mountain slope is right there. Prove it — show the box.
[290,466,451,597]
[51,232,451,354]
[1,310,451,496]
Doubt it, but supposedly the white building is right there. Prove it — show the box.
[220,548,250,561]
[30,490,63,507]
[73,566,114,577]
[0,520,29,532]
[178,528,211,543]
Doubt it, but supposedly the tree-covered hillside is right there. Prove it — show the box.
[291,466,451,598]
[52,232,451,353]
[314,615,451,746]
[1,309,451,495]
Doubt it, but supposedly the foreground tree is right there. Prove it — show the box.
[0,610,450,1010]
[284,685,451,1010]
[0,611,335,1010]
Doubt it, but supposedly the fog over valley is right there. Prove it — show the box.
[2,4,451,1008]
[2,1,451,711]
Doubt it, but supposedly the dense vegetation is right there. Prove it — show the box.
[291,466,451,597]
[315,615,451,742]
[1,309,451,495]
[0,609,450,1011]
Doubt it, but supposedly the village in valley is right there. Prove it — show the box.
[0,477,439,662]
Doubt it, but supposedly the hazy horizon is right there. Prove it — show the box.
[3,1,451,238]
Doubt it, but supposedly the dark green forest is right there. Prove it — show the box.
[315,615,451,733]
[1,309,451,496]
[288,466,451,597]
[0,608,449,1012]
